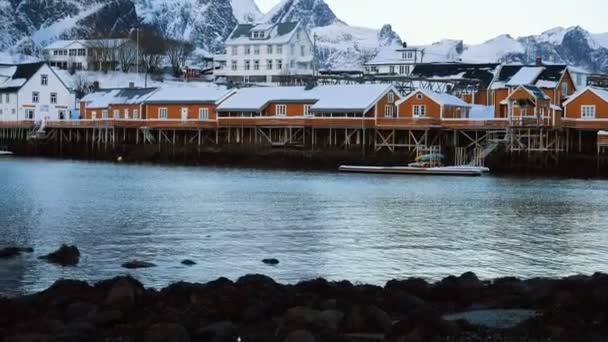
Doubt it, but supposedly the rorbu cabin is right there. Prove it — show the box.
[79,88,156,120]
[144,84,234,121]
[503,85,558,127]
[489,63,574,120]
[383,89,471,128]
[563,87,608,129]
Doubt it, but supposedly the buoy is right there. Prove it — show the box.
[117,156,123,162]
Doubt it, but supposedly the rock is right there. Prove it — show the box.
[457,271,482,288]
[0,246,33,258]
[61,321,95,339]
[366,305,393,333]
[88,310,123,325]
[390,307,458,340]
[316,310,344,332]
[443,309,538,329]
[38,244,80,266]
[4,334,51,342]
[65,301,98,321]
[105,278,139,311]
[284,306,320,328]
[144,323,190,342]
[262,258,280,265]
[344,305,392,333]
[195,321,237,342]
[283,330,316,342]
[181,259,196,266]
[121,259,157,269]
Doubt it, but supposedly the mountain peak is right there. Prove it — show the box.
[230,0,262,23]
[262,0,340,29]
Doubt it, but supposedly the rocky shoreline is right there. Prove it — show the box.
[2,270,607,342]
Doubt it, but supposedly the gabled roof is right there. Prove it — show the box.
[225,22,301,45]
[396,89,471,108]
[562,86,608,106]
[217,84,399,114]
[0,62,45,93]
[492,64,569,89]
[145,84,234,104]
[506,85,550,101]
[410,63,499,89]
[81,88,157,108]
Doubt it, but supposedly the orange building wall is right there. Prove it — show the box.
[109,104,144,119]
[493,88,509,118]
[461,91,488,105]
[374,90,399,118]
[146,104,217,120]
[565,90,608,119]
[262,103,309,117]
[397,93,441,118]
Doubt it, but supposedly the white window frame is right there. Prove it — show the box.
[41,74,48,86]
[133,109,140,119]
[267,45,273,54]
[385,105,394,118]
[416,93,423,100]
[92,111,97,120]
[245,45,251,55]
[267,59,273,70]
[124,109,129,119]
[303,105,312,117]
[102,110,109,119]
[254,60,260,71]
[400,65,409,75]
[581,105,596,119]
[276,59,283,70]
[561,82,569,96]
[254,46,260,55]
[159,107,168,120]
[113,109,120,119]
[276,104,287,117]
[50,92,57,104]
[277,45,283,54]
[413,105,426,118]
[245,60,250,71]
[199,107,209,120]
[26,109,35,120]
[32,92,39,103]
[231,46,238,56]
[388,92,395,104]
[300,45,306,57]
[231,60,237,71]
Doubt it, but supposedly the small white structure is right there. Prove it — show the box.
[0,62,75,121]
[364,43,424,76]
[214,22,314,83]
[42,39,133,71]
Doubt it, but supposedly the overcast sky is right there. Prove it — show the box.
[255,0,606,45]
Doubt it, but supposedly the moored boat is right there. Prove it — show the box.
[338,165,485,176]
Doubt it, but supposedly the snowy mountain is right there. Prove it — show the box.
[423,26,608,73]
[230,0,263,23]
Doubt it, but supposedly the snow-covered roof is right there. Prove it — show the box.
[365,46,416,66]
[44,39,130,50]
[217,84,397,113]
[81,88,157,108]
[225,22,301,45]
[535,80,558,88]
[506,85,550,101]
[469,105,495,119]
[0,78,26,89]
[397,89,471,108]
[0,62,46,93]
[563,86,608,106]
[145,84,234,104]
[506,67,545,86]
[550,104,562,111]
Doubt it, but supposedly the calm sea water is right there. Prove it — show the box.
[1,157,608,296]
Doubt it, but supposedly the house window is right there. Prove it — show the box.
[199,107,209,120]
[276,104,287,116]
[389,66,395,74]
[267,45,273,54]
[276,59,283,70]
[301,45,306,57]
[290,44,295,55]
[402,51,414,60]
[41,74,48,86]
[254,60,260,70]
[26,109,35,120]
[78,49,86,56]
[413,105,426,117]
[245,46,251,55]
[124,109,129,119]
[290,60,295,69]
[254,46,260,55]
[159,108,168,119]
[102,110,109,119]
[133,109,140,119]
[304,105,312,117]
[58,110,66,120]
[50,93,57,104]
[32,92,39,103]
[388,92,395,104]
[245,60,251,70]
[416,93,423,100]
[231,60,238,71]
[5,94,8,103]
[113,109,120,119]
[581,105,595,119]
[277,45,283,54]
[561,82,569,96]
[92,111,97,120]
[399,65,410,75]
[267,59,273,70]
[385,105,394,118]
[231,46,238,56]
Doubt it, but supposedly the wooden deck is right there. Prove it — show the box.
[218,117,376,128]
[441,119,509,129]
[562,119,608,130]
[0,121,35,128]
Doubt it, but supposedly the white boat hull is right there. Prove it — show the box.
[0,151,13,156]
[339,165,486,176]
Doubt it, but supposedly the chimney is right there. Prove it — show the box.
[92,81,100,90]
[402,41,408,48]
[535,57,543,66]
[129,82,135,89]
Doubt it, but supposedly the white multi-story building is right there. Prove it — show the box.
[42,39,133,71]
[0,62,75,121]
[364,44,424,76]
[214,22,314,83]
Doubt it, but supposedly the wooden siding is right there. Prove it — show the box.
[262,103,308,117]
[397,93,441,118]
[564,89,608,120]
[493,89,509,118]
[146,104,217,121]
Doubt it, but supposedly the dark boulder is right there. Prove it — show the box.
[121,259,157,269]
[283,329,316,342]
[262,258,280,265]
[0,246,33,258]
[38,245,80,266]
[65,301,98,321]
[195,321,237,342]
[181,259,197,266]
[144,323,190,342]
[104,277,143,311]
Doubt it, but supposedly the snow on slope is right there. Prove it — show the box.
[230,0,262,23]
[461,35,525,63]
[30,3,104,47]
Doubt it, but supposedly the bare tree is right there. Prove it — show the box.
[139,27,167,76]
[166,39,194,77]
[117,41,137,73]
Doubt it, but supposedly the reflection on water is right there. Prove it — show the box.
[1,157,607,296]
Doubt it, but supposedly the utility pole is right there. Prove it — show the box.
[136,28,140,74]
[313,33,318,77]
